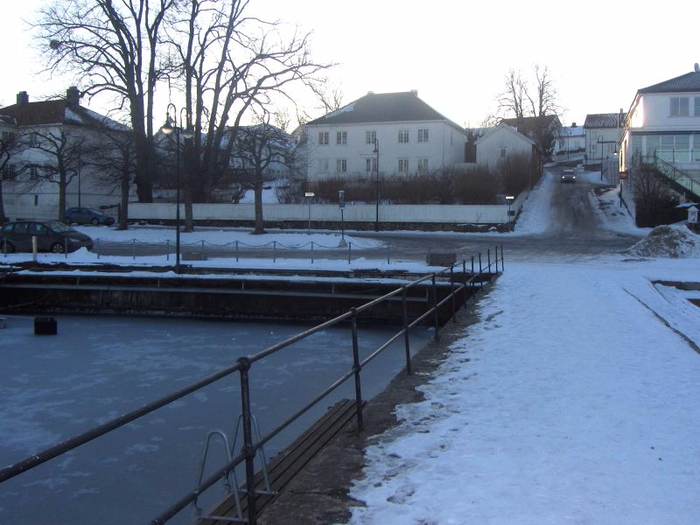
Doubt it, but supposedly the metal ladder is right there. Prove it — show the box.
[193,414,275,523]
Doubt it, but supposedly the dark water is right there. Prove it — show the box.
[0,314,430,525]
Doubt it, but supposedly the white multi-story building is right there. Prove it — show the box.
[0,88,129,220]
[620,66,700,178]
[303,91,467,181]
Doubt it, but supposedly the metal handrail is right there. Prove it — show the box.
[0,246,504,525]
[650,155,700,200]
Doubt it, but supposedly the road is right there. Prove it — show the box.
[357,167,643,263]
[94,168,644,264]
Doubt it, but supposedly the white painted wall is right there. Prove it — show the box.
[305,120,467,181]
[476,125,533,168]
[128,196,526,225]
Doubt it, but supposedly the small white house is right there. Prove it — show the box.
[474,123,537,168]
[583,112,625,168]
[554,123,585,155]
[302,91,468,181]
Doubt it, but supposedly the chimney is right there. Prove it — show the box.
[66,86,80,105]
[16,91,29,105]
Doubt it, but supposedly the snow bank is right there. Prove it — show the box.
[624,224,700,258]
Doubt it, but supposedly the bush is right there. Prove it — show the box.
[497,152,533,196]
[298,165,501,205]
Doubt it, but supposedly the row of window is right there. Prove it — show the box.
[318,128,430,146]
[317,157,430,174]
[669,96,700,117]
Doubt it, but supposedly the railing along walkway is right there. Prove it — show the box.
[0,247,504,525]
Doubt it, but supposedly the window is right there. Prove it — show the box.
[418,158,429,173]
[695,97,700,117]
[318,131,329,145]
[398,158,409,173]
[500,148,507,158]
[670,97,689,117]
[1,164,15,180]
[365,157,377,174]
[317,159,329,174]
[418,128,429,142]
[336,158,347,173]
[29,165,39,181]
[336,131,347,145]
[366,130,376,144]
[398,129,409,143]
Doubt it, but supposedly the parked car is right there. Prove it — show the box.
[64,207,115,226]
[561,169,576,183]
[0,221,93,253]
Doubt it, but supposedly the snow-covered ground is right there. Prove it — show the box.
[347,176,700,524]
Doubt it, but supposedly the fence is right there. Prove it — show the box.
[0,246,504,525]
[92,237,392,264]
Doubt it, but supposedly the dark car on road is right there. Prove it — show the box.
[560,169,576,183]
[64,207,115,226]
[0,220,93,253]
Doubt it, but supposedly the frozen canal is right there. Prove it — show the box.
[0,314,431,525]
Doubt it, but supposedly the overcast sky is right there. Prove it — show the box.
[3,0,699,128]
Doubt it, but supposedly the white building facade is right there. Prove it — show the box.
[620,67,700,178]
[583,112,625,168]
[474,123,536,168]
[303,91,467,181]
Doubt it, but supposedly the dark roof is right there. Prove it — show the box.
[638,70,700,94]
[307,91,464,132]
[500,115,560,134]
[0,99,127,131]
[583,113,626,129]
[0,100,68,126]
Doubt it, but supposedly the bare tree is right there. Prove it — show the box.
[19,129,91,222]
[230,117,292,234]
[168,0,330,212]
[527,64,562,118]
[36,0,176,203]
[498,70,528,119]
[89,127,137,230]
[497,64,561,119]
[0,118,19,223]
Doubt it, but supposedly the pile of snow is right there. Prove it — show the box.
[624,224,700,258]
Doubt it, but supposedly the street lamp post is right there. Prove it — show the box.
[160,104,193,274]
[304,191,315,235]
[505,195,515,230]
[373,138,379,231]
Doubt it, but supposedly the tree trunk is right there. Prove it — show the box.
[253,170,265,234]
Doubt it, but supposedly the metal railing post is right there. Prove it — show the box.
[350,308,363,431]
[348,242,352,264]
[273,241,277,263]
[235,240,239,262]
[402,286,412,375]
[478,253,483,289]
[450,265,457,322]
[387,243,390,265]
[311,241,314,264]
[166,239,170,261]
[500,245,504,272]
[432,273,440,341]
[237,356,257,525]
[96,238,100,259]
[132,239,136,260]
[487,248,491,275]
